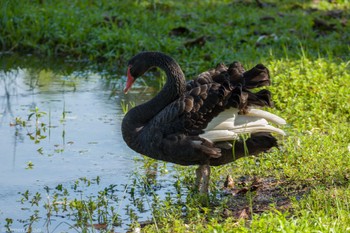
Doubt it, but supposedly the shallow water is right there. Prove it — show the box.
[0,56,178,232]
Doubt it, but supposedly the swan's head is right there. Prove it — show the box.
[124,52,154,93]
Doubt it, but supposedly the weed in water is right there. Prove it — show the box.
[10,177,127,232]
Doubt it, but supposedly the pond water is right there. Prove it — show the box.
[0,56,180,232]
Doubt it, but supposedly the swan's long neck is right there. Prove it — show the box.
[122,53,186,151]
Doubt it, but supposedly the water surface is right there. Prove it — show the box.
[0,56,177,231]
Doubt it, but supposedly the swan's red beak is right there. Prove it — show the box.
[124,65,135,94]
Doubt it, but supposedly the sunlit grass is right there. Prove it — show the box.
[1,0,349,71]
[140,57,350,232]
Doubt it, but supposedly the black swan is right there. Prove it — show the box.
[122,52,286,193]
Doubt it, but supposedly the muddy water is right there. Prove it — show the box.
[0,56,178,231]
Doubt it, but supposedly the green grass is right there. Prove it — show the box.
[1,0,350,232]
[1,0,349,70]
[151,56,349,232]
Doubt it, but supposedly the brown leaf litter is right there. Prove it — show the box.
[221,175,309,220]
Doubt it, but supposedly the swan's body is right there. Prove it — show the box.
[122,52,286,193]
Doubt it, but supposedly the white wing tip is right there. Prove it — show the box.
[247,108,286,125]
